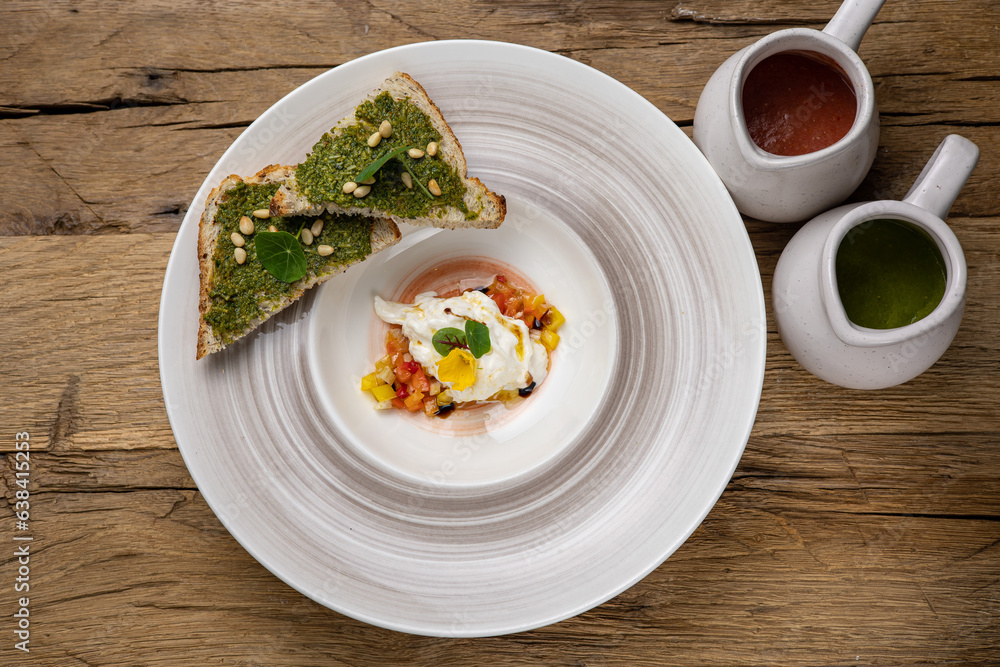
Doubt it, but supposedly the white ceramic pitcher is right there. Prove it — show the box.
[772,134,980,389]
[694,0,886,222]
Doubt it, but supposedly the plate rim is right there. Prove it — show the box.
[158,38,766,637]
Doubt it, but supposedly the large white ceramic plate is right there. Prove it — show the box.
[159,40,765,637]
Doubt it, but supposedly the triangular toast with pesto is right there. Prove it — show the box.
[268,72,506,229]
[197,164,401,359]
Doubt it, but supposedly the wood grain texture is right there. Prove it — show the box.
[1,0,998,664]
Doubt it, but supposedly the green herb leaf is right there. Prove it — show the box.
[255,231,307,283]
[465,320,491,358]
[356,145,416,183]
[432,327,467,356]
[398,159,434,199]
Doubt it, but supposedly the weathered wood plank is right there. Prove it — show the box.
[0,235,171,452]
[0,488,995,665]
[0,0,754,110]
[1,65,996,235]
[0,114,996,235]
[734,432,1000,516]
[0,122,106,234]
[0,0,996,235]
[0,2,1000,234]
[2,0,997,109]
[1,450,194,494]
[852,127,999,218]
[0,105,252,234]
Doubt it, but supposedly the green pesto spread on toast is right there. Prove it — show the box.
[293,93,473,220]
[203,181,372,343]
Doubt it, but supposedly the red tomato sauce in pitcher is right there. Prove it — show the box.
[742,51,857,156]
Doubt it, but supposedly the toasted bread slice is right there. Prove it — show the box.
[197,164,401,359]
[269,72,506,230]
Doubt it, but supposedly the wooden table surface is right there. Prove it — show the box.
[2,1,998,664]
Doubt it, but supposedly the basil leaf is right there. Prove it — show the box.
[356,145,416,183]
[255,231,307,283]
[432,327,467,356]
[465,320,491,358]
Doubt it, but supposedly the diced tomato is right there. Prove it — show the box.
[503,295,523,319]
[396,383,410,399]
[525,293,546,319]
[489,291,506,312]
[484,275,515,313]
[411,366,431,394]
[385,329,409,356]
[391,397,406,410]
[403,391,424,412]
[393,358,414,382]
[482,275,546,326]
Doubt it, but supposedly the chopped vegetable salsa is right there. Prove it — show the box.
[361,276,564,417]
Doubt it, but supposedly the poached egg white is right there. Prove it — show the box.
[374,290,548,402]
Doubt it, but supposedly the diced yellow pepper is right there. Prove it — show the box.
[361,372,381,391]
[370,384,397,403]
[375,354,393,372]
[493,389,521,407]
[376,366,396,386]
[542,306,565,331]
[527,293,546,317]
[540,328,560,352]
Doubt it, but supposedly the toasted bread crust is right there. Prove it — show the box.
[196,165,401,359]
[269,72,506,230]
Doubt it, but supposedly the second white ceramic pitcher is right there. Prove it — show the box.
[772,134,980,389]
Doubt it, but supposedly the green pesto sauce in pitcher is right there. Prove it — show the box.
[835,218,947,329]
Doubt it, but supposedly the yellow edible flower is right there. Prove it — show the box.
[435,349,477,392]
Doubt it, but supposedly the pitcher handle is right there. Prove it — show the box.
[903,134,980,221]
[823,0,887,52]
